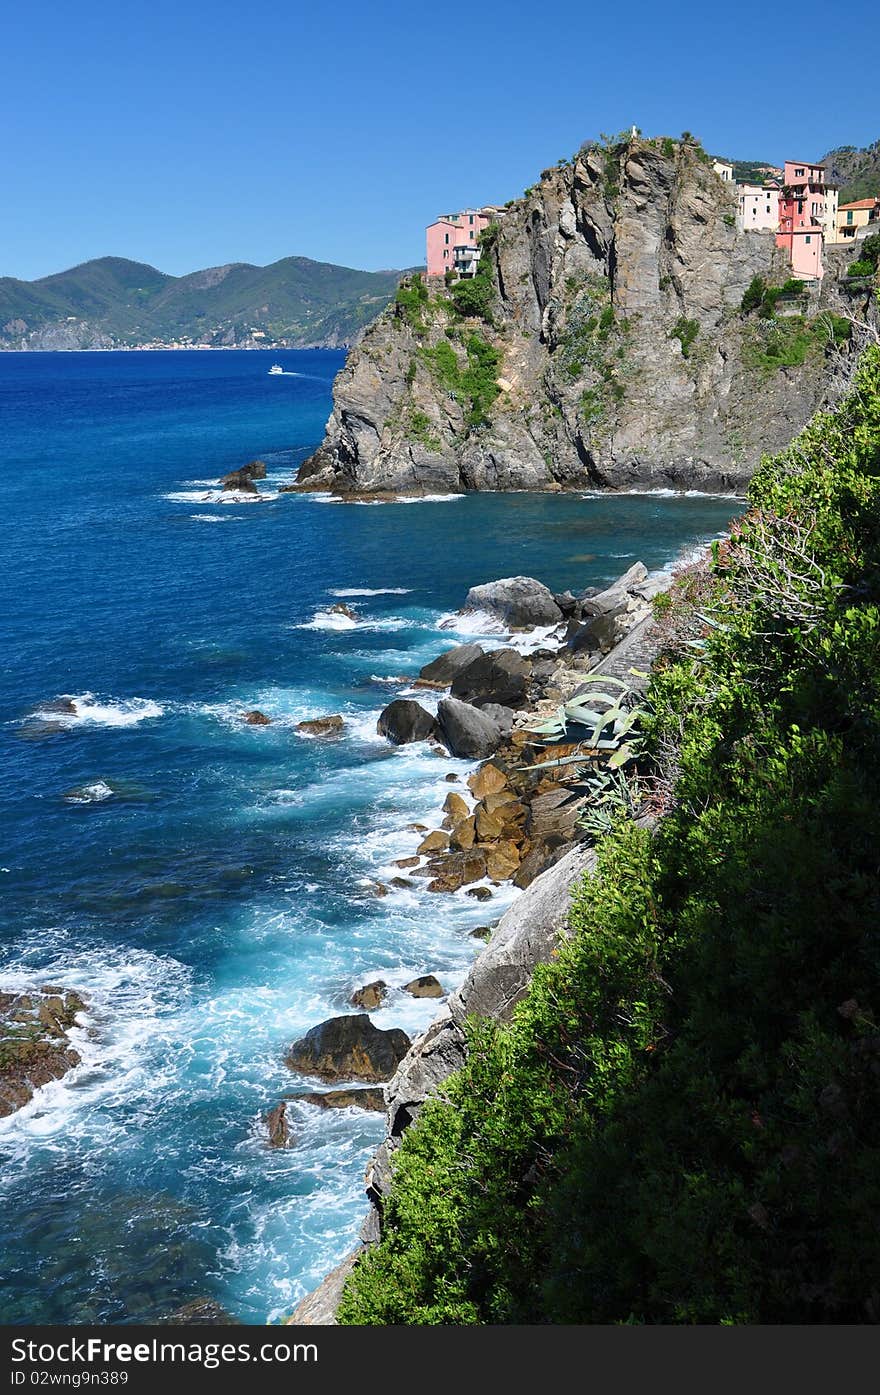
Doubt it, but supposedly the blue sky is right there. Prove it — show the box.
[2,0,878,281]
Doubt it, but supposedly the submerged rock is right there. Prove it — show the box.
[297,1087,385,1112]
[296,714,344,736]
[329,602,358,621]
[376,699,437,745]
[162,1299,241,1326]
[241,709,272,725]
[285,1014,411,1083]
[0,988,86,1117]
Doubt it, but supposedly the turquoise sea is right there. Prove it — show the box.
[0,348,742,1322]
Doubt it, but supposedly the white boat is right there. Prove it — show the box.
[268,364,283,375]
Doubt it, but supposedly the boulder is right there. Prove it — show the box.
[587,562,649,615]
[449,814,476,850]
[394,856,420,869]
[436,698,502,760]
[462,577,563,629]
[264,1101,290,1147]
[0,988,86,1117]
[402,975,445,999]
[417,830,449,854]
[285,1014,411,1083]
[297,1087,385,1112]
[296,715,344,736]
[478,703,516,735]
[450,648,531,709]
[350,980,387,1010]
[241,709,271,725]
[418,644,485,686]
[329,602,358,621]
[466,886,493,902]
[468,763,510,799]
[377,699,437,745]
[442,791,470,823]
[242,459,267,480]
[426,849,487,892]
[220,469,259,493]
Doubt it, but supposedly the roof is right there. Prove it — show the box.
[839,198,880,211]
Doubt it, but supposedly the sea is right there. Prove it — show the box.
[0,348,743,1323]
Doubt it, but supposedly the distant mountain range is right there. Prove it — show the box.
[0,255,410,351]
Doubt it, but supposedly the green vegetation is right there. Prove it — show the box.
[849,260,876,279]
[451,273,495,321]
[421,333,500,428]
[742,312,849,372]
[824,139,880,205]
[394,275,430,331]
[661,137,675,159]
[0,255,408,347]
[406,410,440,451]
[741,276,808,318]
[339,339,880,1325]
[670,316,700,358]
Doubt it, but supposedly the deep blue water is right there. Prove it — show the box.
[0,349,742,1323]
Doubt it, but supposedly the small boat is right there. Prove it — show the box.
[268,364,283,375]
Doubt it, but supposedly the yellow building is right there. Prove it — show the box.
[833,198,880,243]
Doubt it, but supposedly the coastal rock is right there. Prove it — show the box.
[462,577,563,630]
[297,1087,385,1112]
[220,468,259,493]
[285,1014,411,1083]
[426,849,487,893]
[264,1101,290,1147]
[477,702,516,735]
[436,698,502,760]
[329,602,358,621]
[242,460,267,480]
[376,699,437,745]
[296,714,344,736]
[468,763,511,800]
[0,988,86,1117]
[418,644,485,686]
[286,1250,361,1327]
[416,830,449,854]
[162,1299,241,1326]
[450,648,531,710]
[241,709,272,725]
[442,791,470,824]
[350,980,388,1010]
[402,975,445,999]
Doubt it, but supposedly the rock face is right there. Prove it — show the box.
[264,1101,290,1147]
[402,975,445,999]
[418,644,485,686]
[285,1014,411,1083]
[450,648,532,709]
[297,136,871,497]
[376,699,438,745]
[298,1087,386,1112]
[463,577,563,630]
[0,988,86,1116]
[436,697,503,759]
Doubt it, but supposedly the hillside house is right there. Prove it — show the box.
[736,179,780,231]
[833,197,880,242]
[426,207,504,279]
[776,160,833,279]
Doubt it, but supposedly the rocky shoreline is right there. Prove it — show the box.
[280,555,683,1322]
[0,987,87,1117]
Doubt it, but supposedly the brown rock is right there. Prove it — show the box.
[394,856,420,869]
[329,602,358,621]
[264,1101,290,1147]
[470,924,493,939]
[426,850,487,893]
[417,830,449,854]
[350,980,388,1010]
[466,886,493,902]
[241,710,271,726]
[449,815,476,850]
[285,1014,411,1083]
[367,881,389,898]
[389,876,416,889]
[486,840,522,881]
[402,975,445,999]
[406,822,429,833]
[297,1087,385,1112]
[468,763,510,800]
[443,792,470,823]
[296,715,345,736]
[0,988,86,1118]
[444,773,460,783]
[474,804,506,841]
[527,787,584,842]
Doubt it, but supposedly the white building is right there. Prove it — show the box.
[713,160,734,183]
[736,181,780,232]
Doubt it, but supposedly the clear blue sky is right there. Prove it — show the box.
[3,0,878,281]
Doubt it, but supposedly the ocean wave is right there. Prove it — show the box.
[164,490,274,504]
[580,487,744,500]
[435,610,562,654]
[328,588,413,597]
[190,513,237,522]
[63,780,115,804]
[29,694,164,729]
[297,609,359,631]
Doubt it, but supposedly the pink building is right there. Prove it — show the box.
[776,159,829,279]
[426,208,498,278]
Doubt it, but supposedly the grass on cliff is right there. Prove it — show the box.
[339,339,880,1324]
[420,333,501,429]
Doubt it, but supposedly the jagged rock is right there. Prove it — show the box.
[243,460,267,480]
[426,850,487,892]
[587,562,650,616]
[285,1251,361,1326]
[418,644,485,686]
[285,1014,411,1083]
[350,980,388,1010]
[389,876,416,889]
[527,787,585,843]
[478,703,516,734]
[443,791,470,824]
[220,468,259,493]
[436,698,502,759]
[462,577,563,630]
[0,988,86,1117]
[468,763,510,799]
[296,714,344,736]
[417,830,449,854]
[566,611,627,655]
[367,881,389,898]
[471,924,493,939]
[298,1087,385,1112]
[450,649,532,710]
[329,601,358,620]
[402,975,445,999]
[553,591,580,617]
[264,1101,290,1147]
[241,709,272,725]
[377,699,437,745]
[394,856,420,869]
[466,886,494,902]
[449,814,476,850]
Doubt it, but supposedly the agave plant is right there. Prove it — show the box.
[524,673,644,771]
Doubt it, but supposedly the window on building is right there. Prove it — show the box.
[795,167,804,176]
[469,215,474,224]
[805,235,811,244]
[847,211,854,224]
[445,233,449,244]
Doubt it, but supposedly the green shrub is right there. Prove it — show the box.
[860,234,880,268]
[451,273,495,320]
[741,276,765,314]
[670,316,700,357]
[339,345,880,1326]
[662,137,675,159]
[848,260,875,278]
[394,276,429,330]
[407,410,440,450]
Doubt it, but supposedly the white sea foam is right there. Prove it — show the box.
[63,780,114,804]
[435,610,563,654]
[30,694,164,729]
[328,587,413,597]
[580,487,744,500]
[298,609,360,631]
[164,490,273,504]
[190,513,236,523]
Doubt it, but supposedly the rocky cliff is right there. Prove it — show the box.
[299,135,872,495]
